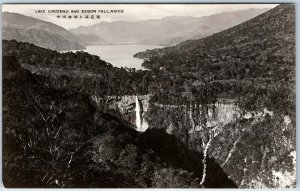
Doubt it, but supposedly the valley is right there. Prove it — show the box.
[2,4,296,189]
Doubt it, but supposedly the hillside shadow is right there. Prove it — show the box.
[139,128,238,188]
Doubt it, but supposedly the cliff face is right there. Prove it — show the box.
[93,94,278,138]
[90,95,241,134]
[91,96,239,133]
[192,102,240,132]
[91,95,150,131]
[208,112,295,188]
[145,98,295,188]
[3,40,238,188]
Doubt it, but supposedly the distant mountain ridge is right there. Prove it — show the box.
[75,33,108,45]
[2,12,86,51]
[134,4,296,188]
[134,4,294,73]
[70,8,270,46]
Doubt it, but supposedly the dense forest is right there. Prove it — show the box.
[134,4,295,188]
[2,40,222,106]
[3,41,238,188]
[2,4,295,189]
[135,4,295,114]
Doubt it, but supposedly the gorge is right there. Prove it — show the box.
[2,4,295,189]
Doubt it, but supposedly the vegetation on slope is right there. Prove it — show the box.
[2,12,86,51]
[135,4,295,114]
[2,42,237,188]
[2,4,295,188]
[134,4,296,188]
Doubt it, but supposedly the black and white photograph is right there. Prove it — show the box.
[1,3,296,188]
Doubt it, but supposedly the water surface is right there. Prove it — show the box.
[83,44,163,70]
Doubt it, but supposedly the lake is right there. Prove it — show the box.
[83,45,163,70]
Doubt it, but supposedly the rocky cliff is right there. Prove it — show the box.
[91,95,150,131]
[143,96,295,188]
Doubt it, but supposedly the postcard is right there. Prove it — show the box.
[2,3,295,188]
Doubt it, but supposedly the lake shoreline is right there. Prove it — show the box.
[64,44,163,70]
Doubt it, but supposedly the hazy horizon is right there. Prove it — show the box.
[2,4,277,30]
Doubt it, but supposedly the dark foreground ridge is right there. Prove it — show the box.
[2,40,237,188]
[2,4,295,188]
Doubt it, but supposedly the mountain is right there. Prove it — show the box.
[69,8,269,46]
[2,12,86,51]
[135,4,295,81]
[134,4,295,188]
[3,39,237,188]
[2,4,295,188]
[74,34,108,45]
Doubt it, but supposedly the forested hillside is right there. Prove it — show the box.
[2,12,86,51]
[134,4,295,188]
[135,4,294,79]
[135,4,295,114]
[3,41,237,188]
[2,4,295,189]
[2,40,152,96]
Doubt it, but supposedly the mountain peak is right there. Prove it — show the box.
[2,12,86,51]
[70,8,269,46]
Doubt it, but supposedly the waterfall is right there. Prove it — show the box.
[189,104,195,131]
[135,96,142,131]
[199,134,213,186]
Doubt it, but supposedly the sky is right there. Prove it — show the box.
[2,4,277,29]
